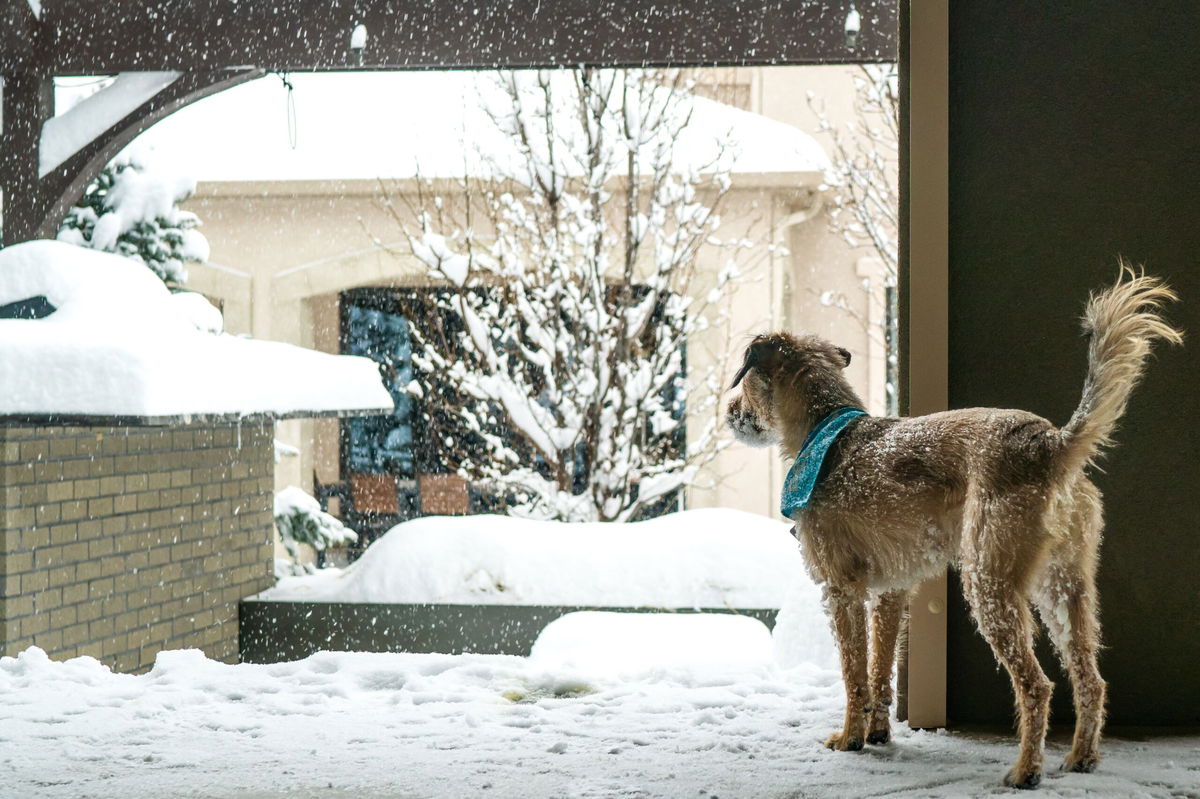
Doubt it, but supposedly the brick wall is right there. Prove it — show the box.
[0,421,275,672]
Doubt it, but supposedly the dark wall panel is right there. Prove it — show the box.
[947,1,1200,726]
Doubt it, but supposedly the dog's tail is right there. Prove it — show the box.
[1057,263,1182,475]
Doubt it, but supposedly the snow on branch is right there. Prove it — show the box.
[808,65,898,282]
[381,69,754,522]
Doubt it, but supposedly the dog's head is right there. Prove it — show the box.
[725,332,855,449]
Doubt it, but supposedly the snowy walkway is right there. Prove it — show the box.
[2,646,1197,799]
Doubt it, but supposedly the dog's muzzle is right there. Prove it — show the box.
[726,408,778,448]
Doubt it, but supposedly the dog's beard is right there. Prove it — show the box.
[726,410,781,448]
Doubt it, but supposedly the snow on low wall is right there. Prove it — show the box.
[257,508,803,609]
[248,508,840,670]
[0,241,392,419]
[238,600,781,664]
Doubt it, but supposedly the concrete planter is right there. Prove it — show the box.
[238,600,778,663]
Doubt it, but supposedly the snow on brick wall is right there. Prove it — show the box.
[0,240,393,419]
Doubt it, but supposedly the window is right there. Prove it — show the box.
[340,285,686,521]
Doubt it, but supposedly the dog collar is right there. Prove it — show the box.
[780,406,868,519]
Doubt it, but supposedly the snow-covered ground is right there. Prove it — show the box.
[3,513,1195,797]
[3,632,1198,799]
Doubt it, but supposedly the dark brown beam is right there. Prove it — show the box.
[0,72,55,244]
[8,0,896,74]
[0,0,36,69]
[1,68,262,246]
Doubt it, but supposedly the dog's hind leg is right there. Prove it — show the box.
[824,584,870,751]
[961,497,1054,790]
[1033,563,1106,773]
[1033,487,1107,773]
[964,570,1053,788]
[866,589,906,744]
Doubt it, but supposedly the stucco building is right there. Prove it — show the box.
[125,66,892,529]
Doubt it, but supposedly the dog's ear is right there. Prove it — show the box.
[729,343,758,389]
[730,337,785,389]
[836,347,852,368]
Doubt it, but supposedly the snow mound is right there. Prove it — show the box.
[0,240,393,418]
[773,581,839,671]
[259,508,803,609]
[530,611,774,676]
[166,291,224,333]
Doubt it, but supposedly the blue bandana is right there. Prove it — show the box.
[780,406,868,519]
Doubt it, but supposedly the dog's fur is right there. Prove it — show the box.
[725,266,1181,789]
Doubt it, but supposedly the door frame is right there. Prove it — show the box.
[899,0,950,729]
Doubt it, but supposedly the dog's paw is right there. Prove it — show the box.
[866,727,891,745]
[1002,768,1042,790]
[866,708,891,745]
[1062,752,1099,773]
[824,731,864,752]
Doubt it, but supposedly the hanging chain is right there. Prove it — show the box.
[276,72,298,150]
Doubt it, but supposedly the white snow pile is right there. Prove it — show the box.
[165,289,224,334]
[259,508,813,611]
[0,240,393,418]
[532,611,776,675]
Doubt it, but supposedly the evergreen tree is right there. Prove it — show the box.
[57,152,209,285]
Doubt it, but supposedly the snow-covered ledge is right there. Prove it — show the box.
[239,510,831,665]
[0,241,393,424]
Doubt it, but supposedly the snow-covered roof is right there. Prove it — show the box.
[120,71,829,184]
[0,241,394,421]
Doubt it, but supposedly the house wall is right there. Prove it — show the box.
[0,422,275,672]
[186,177,873,522]
[180,67,889,523]
[945,1,1200,726]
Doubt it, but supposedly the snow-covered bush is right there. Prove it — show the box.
[57,151,209,285]
[390,69,750,523]
[273,486,358,575]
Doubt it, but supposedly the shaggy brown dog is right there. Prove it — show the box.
[725,267,1181,789]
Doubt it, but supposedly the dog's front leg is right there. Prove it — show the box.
[825,586,870,751]
[866,590,907,745]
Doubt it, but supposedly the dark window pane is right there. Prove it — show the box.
[343,304,416,477]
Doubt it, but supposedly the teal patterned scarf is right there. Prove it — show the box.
[780,406,868,519]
